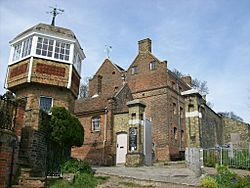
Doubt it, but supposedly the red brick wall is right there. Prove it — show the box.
[89,59,124,97]
[127,53,168,93]
[0,131,19,188]
[71,111,114,165]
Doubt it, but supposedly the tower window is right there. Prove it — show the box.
[12,37,33,62]
[22,37,33,58]
[39,96,52,113]
[54,41,70,61]
[12,43,22,61]
[131,66,139,74]
[73,50,82,74]
[92,117,100,131]
[149,61,156,70]
[36,37,70,61]
[36,37,54,58]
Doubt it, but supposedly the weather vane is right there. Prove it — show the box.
[47,5,64,26]
[105,45,112,59]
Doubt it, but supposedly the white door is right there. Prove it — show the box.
[116,133,127,164]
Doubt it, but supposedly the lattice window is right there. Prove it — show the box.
[12,43,22,61]
[22,37,33,58]
[36,37,54,57]
[54,41,70,61]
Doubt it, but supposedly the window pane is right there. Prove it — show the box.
[48,52,52,57]
[38,37,43,43]
[36,49,41,55]
[44,38,48,44]
[42,51,47,56]
[39,97,52,113]
[48,46,53,51]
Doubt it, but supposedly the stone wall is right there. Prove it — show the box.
[183,90,223,149]
[223,117,250,148]
[200,105,223,148]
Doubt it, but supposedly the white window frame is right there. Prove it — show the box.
[39,96,53,113]
[21,37,33,58]
[9,32,84,69]
[92,117,101,131]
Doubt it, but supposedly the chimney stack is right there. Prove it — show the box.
[138,38,152,54]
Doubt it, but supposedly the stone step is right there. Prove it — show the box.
[18,177,46,188]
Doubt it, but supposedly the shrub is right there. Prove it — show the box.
[48,107,84,147]
[200,176,218,188]
[61,158,93,174]
[215,164,237,187]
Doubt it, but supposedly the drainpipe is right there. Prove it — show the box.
[102,107,108,163]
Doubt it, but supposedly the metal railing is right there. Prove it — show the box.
[203,147,250,170]
[0,95,18,131]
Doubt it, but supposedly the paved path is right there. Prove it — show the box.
[93,166,200,187]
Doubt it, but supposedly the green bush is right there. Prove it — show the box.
[215,164,237,187]
[48,107,84,147]
[61,158,93,174]
[200,176,218,188]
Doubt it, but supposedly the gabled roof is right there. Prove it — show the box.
[93,59,125,77]
[127,52,162,70]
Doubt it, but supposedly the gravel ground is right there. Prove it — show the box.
[96,175,197,188]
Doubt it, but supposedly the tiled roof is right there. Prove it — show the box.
[74,95,109,114]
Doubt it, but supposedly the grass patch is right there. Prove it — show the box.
[49,179,73,188]
[48,174,109,188]
[95,176,110,185]
[119,181,154,187]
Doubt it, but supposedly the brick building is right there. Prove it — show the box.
[3,23,84,186]
[72,38,193,165]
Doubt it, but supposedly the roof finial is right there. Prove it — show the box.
[47,5,64,26]
[105,45,112,59]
